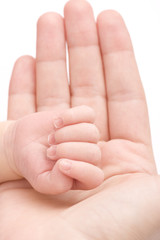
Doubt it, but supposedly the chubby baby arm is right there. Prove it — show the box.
[2,106,104,194]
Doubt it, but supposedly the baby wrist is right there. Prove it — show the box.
[0,121,22,183]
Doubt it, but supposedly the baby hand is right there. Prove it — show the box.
[6,106,104,194]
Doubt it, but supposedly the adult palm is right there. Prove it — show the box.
[1,1,160,239]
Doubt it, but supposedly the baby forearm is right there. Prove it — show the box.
[0,121,22,183]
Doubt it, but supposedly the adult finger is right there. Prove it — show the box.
[97,10,151,145]
[36,13,70,112]
[8,56,36,120]
[64,0,108,141]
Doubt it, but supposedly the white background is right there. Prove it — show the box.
[0,0,160,171]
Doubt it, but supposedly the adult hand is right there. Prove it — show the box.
[1,1,160,239]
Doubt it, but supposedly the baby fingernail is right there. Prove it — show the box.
[54,118,63,128]
[59,159,72,171]
[47,145,57,159]
[48,133,55,145]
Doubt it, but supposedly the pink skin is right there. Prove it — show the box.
[5,105,104,194]
[1,1,160,239]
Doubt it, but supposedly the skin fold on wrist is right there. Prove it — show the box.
[0,120,22,183]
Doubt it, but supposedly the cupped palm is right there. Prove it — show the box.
[1,1,160,239]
